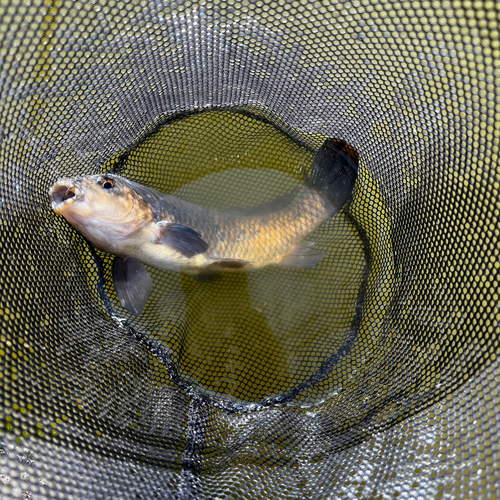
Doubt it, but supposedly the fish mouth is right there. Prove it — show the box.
[49,180,83,212]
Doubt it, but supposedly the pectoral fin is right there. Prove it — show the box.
[278,241,325,269]
[158,223,209,258]
[113,257,153,316]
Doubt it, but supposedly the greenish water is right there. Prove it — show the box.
[92,109,391,405]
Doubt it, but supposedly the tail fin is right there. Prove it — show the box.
[305,138,359,212]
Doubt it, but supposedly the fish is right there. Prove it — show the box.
[49,138,359,315]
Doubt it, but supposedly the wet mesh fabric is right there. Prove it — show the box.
[1,0,499,499]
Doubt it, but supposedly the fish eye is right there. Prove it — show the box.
[101,178,114,190]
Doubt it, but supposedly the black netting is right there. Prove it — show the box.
[1,1,499,499]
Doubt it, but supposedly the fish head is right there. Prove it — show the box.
[49,174,153,253]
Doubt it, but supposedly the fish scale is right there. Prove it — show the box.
[149,186,330,267]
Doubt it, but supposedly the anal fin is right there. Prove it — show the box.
[113,257,153,316]
[278,241,325,269]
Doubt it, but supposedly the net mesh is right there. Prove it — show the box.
[1,0,499,498]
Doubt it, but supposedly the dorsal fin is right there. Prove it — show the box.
[217,187,301,217]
